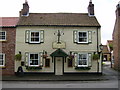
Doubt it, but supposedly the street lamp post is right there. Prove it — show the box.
[98,44,103,74]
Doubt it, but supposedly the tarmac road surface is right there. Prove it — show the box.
[2,80,118,88]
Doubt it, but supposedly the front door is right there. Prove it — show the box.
[55,57,63,75]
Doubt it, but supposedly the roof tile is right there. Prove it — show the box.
[17,13,100,27]
[0,17,19,27]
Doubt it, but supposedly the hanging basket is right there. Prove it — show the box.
[15,54,22,61]
[92,54,100,60]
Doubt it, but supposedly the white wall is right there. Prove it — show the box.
[15,26,101,73]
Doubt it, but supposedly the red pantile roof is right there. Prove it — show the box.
[0,17,19,27]
[17,13,100,27]
[102,45,109,53]
[107,40,113,45]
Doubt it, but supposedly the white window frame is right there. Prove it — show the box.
[77,31,88,43]
[29,31,40,43]
[77,53,88,67]
[29,53,40,67]
[0,53,5,67]
[0,31,6,41]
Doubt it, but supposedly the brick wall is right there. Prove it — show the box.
[113,5,120,71]
[0,27,16,75]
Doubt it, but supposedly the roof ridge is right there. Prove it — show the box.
[29,13,88,14]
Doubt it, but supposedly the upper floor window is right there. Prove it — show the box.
[73,31,92,44]
[78,32,88,43]
[30,31,40,43]
[25,30,44,44]
[0,31,6,41]
[0,53,5,67]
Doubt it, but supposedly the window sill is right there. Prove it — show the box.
[45,66,50,68]
[0,66,6,69]
[0,40,7,42]
[29,42,41,44]
[76,42,89,44]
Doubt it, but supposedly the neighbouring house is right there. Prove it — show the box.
[113,1,120,71]
[106,40,113,53]
[102,40,113,61]
[102,45,110,61]
[102,40,113,68]
[0,17,19,75]
[15,1,102,75]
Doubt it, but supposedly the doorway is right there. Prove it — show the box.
[55,57,63,75]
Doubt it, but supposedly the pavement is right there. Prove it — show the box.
[1,61,119,81]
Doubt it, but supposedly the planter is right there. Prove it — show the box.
[26,66,42,70]
[75,67,91,70]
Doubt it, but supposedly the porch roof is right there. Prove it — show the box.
[50,49,68,57]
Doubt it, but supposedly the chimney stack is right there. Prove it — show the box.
[20,0,29,16]
[88,0,94,16]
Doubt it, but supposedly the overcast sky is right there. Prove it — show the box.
[0,0,119,44]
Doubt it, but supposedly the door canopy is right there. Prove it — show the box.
[50,49,68,57]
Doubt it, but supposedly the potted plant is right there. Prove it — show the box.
[92,54,100,60]
[15,54,22,61]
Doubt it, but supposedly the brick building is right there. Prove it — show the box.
[0,17,19,75]
[113,2,120,71]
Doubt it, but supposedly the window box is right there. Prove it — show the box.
[26,66,42,70]
[75,67,91,70]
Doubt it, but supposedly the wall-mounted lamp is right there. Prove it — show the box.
[99,44,103,51]
[19,51,21,54]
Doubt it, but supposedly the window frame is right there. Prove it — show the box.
[77,31,88,43]
[0,53,5,67]
[29,53,40,67]
[0,31,6,41]
[29,31,41,44]
[77,53,88,67]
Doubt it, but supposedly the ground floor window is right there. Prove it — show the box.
[78,53,88,67]
[45,58,50,67]
[29,53,39,66]
[0,53,5,67]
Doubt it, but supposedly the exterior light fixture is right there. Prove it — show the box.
[99,44,103,51]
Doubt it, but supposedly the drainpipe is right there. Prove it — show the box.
[97,27,99,73]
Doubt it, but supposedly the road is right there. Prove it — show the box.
[1,61,119,89]
[2,80,118,88]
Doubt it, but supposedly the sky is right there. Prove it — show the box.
[0,0,120,45]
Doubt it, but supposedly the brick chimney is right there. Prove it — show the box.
[116,2,120,17]
[88,0,94,16]
[20,0,29,16]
